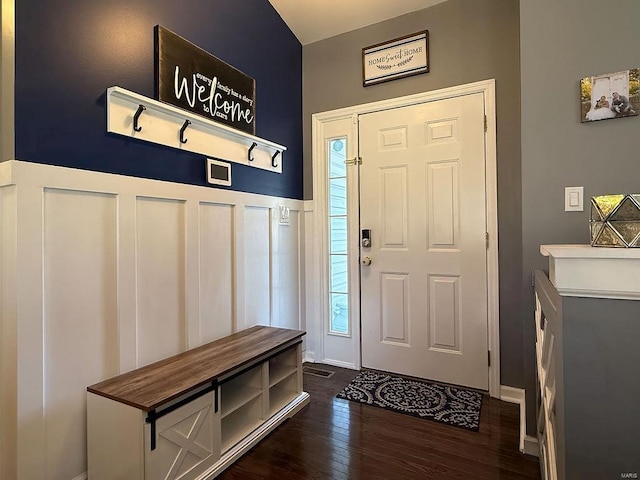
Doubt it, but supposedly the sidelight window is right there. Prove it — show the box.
[328,138,349,335]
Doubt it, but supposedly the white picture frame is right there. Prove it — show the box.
[362,31,429,87]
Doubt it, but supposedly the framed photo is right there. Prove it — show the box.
[581,68,639,122]
[362,31,429,87]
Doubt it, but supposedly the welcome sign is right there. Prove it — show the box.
[155,26,256,134]
[362,31,429,87]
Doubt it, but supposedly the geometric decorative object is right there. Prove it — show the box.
[590,194,640,247]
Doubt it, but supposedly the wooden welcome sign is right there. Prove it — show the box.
[154,25,256,134]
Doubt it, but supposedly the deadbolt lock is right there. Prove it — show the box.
[362,229,371,248]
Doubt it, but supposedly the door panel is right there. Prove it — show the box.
[428,275,461,352]
[427,162,459,249]
[380,166,408,248]
[380,273,409,345]
[359,93,488,390]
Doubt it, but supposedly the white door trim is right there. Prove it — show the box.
[310,114,360,370]
[311,79,500,398]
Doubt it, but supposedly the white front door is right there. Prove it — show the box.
[359,93,489,390]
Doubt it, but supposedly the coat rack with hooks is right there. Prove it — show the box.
[106,86,286,174]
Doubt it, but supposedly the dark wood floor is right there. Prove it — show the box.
[219,364,541,479]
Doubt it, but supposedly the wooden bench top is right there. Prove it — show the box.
[87,326,305,411]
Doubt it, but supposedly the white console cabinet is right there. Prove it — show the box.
[87,326,309,480]
[535,245,640,480]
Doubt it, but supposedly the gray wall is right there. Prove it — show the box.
[303,0,524,388]
[521,0,640,432]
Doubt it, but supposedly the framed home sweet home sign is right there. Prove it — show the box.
[362,31,429,87]
[155,25,256,134]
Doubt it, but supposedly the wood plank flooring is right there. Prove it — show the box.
[219,364,541,479]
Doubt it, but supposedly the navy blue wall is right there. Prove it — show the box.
[16,0,303,199]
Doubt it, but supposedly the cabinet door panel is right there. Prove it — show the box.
[145,392,220,480]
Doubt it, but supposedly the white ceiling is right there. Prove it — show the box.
[268,0,449,45]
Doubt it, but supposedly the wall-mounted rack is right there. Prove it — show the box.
[106,86,286,174]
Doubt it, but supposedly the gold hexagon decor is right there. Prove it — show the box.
[590,194,640,247]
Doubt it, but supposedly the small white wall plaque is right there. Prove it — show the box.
[206,158,231,186]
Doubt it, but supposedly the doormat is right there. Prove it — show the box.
[336,370,483,431]
[303,366,335,378]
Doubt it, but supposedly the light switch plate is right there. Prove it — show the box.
[278,205,290,225]
[565,186,584,211]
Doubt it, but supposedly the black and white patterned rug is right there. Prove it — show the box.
[336,370,483,431]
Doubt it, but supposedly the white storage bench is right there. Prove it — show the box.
[87,326,309,480]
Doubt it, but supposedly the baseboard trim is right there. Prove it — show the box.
[523,435,539,457]
[320,358,357,370]
[71,473,88,480]
[500,385,538,456]
[303,351,315,364]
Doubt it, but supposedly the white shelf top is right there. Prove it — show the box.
[540,244,640,300]
[541,244,640,259]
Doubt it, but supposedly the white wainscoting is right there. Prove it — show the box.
[302,201,318,362]
[1,181,19,480]
[0,160,305,480]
